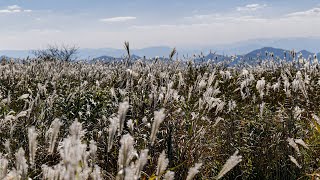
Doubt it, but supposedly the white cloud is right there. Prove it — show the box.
[7,5,21,10]
[184,13,219,20]
[0,5,32,14]
[184,13,266,24]
[29,29,62,33]
[0,10,11,13]
[287,8,320,17]
[237,4,267,11]
[100,16,136,23]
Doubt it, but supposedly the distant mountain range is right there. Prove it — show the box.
[92,47,319,66]
[1,37,319,61]
[79,46,172,59]
[206,37,320,55]
[243,47,317,59]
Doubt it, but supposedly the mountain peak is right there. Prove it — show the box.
[298,50,314,57]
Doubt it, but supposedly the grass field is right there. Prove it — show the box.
[0,56,320,179]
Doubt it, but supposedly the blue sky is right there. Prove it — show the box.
[0,0,320,50]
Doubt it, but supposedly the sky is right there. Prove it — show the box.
[0,0,320,50]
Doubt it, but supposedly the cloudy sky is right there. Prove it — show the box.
[0,0,320,50]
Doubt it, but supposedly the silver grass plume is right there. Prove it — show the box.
[6,91,11,106]
[69,118,86,140]
[216,150,242,179]
[0,157,8,179]
[91,165,102,180]
[213,117,224,128]
[272,82,280,92]
[294,139,309,149]
[228,100,236,112]
[150,108,166,145]
[58,131,87,179]
[28,126,37,166]
[156,151,169,179]
[127,119,134,132]
[89,140,98,160]
[122,149,149,180]
[15,110,28,119]
[283,78,291,97]
[59,137,86,170]
[186,163,202,180]
[4,139,10,154]
[259,102,265,118]
[198,79,207,90]
[79,167,91,180]
[15,147,28,178]
[42,164,61,180]
[110,87,118,103]
[108,116,119,152]
[118,134,136,178]
[216,100,225,115]
[43,119,93,180]
[124,166,135,180]
[256,77,265,99]
[208,71,216,87]
[5,170,20,180]
[293,106,304,120]
[118,101,129,135]
[164,171,175,180]
[289,155,302,168]
[134,149,149,178]
[287,137,300,154]
[18,94,29,100]
[312,114,320,126]
[46,118,62,154]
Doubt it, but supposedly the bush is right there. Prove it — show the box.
[32,44,78,62]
